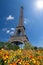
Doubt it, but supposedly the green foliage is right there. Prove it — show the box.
[6,43,20,50]
[0,42,43,51]
[0,42,20,50]
[0,58,4,65]
[23,42,33,50]
[23,57,30,61]
[38,47,43,50]
[33,46,38,50]
[0,42,5,49]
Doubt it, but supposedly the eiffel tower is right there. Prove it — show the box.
[9,6,29,45]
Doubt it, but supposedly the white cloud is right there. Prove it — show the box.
[6,28,15,35]
[6,15,14,21]
[10,28,15,31]
[6,30,10,34]
[2,27,15,35]
[10,31,14,35]
[24,18,29,24]
[10,28,15,35]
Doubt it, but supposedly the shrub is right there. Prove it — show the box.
[5,43,20,50]
[0,58,4,65]
[0,42,5,49]
[23,42,33,50]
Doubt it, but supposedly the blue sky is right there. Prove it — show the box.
[0,0,43,47]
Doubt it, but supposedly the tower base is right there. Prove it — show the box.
[9,35,29,45]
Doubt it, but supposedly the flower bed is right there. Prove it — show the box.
[0,49,43,65]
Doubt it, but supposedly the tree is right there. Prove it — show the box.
[5,42,20,50]
[34,46,38,51]
[0,42,20,50]
[0,42,5,49]
[23,42,33,50]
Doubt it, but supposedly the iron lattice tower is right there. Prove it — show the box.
[9,6,29,45]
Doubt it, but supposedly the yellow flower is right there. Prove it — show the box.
[32,58,36,64]
[36,61,40,65]
[8,60,10,63]
[1,48,4,51]
[19,62,21,64]
[9,63,12,65]
[3,53,9,60]
[4,60,7,63]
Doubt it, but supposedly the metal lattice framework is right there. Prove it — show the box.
[9,6,29,45]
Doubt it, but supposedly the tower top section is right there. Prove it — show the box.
[19,6,24,26]
[21,6,24,9]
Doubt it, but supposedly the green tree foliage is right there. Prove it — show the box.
[0,42,5,49]
[0,58,4,65]
[23,42,33,50]
[0,42,20,50]
[6,43,20,50]
[0,42,43,50]
[38,47,43,50]
[34,46,38,50]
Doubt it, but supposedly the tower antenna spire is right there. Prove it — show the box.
[19,6,24,26]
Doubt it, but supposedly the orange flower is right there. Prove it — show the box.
[29,55,33,58]
[9,63,13,65]
[3,53,9,60]
[12,62,17,65]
